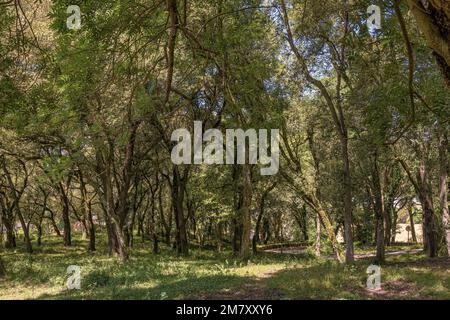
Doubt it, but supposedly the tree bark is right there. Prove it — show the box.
[371,156,385,263]
[252,183,276,254]
[59,181,72,247]
[407,199,418,243]
[2,213,16,249]
[438,129,449,255]
[171,167,189,256]
[0,256,6,277]
[0,193,16,248]
[78,169,96,251]
[340,136,355,263]
[406,0,450,87]
[400,159,438,257]
[87,201,96,252]
[418,164,438,257]
[48,210,61,237]
[280,0,354,263]
[315,212,321,256]
[239,164,253,261]
[1,157,32,253]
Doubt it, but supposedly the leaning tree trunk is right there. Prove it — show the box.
[252,183,276,254]
[406,0,450,87]
[315,212,321,256]
[1,159,32,254]
[48,211,61,237]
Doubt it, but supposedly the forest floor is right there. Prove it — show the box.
[0,235,449,300]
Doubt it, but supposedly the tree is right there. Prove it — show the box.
[279,0,355,263]
[0,255,5,277]
[406,0,450,87]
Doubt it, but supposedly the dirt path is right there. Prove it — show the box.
[354,249,423,259]
[192,269,284,300]
[264,246,424,260]
[263,247,308,255]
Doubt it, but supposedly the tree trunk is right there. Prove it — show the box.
[17,212,32,254]
[384,201,393,246]
[315,200,343,262]
[239,164,252,261]
[216,222,223,252]
[418,164,438,257]
[0,256,6,277]
[232,166,242,254]
[371,157,385,263]
[3,217,16,249]
[158,186,171,245]
[1,158,32,254]
[407,200,418,243]
[37,224,42,246]
[406,0,450,87]
[87,201,96,252]
[150,185,159,255]
[400,159,438,257]
[439,129,449,255]
[172,167,189,256]
[315,212,321,256]
[59,183,72,247]
[252,183,275,254]
[341,136,355,263]
[263,216,270,244]
[48,211,61,237]
[252,210,263,254]
[0,196,15,248]
[391,209,399,244]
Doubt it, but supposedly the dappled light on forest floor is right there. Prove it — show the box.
[1,237,449,300]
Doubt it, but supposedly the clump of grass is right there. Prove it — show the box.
[84,270,112,289]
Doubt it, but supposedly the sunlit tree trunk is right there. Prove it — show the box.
[407,199,418,243]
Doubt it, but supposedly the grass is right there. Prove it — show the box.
[0,234,449,300]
